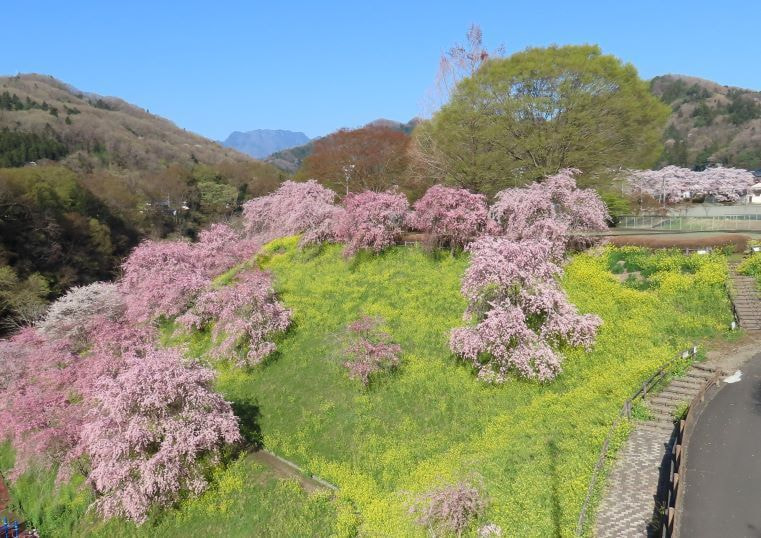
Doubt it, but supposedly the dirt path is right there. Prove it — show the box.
[249,450,337,494]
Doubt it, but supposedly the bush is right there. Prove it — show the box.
[341,316,401,386]
[334,190,409,256]
[738,252,761,283]
[411,481,487,537]
[611,233,749,252]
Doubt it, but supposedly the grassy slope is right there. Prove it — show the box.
[1,241,732,537]
[216,239,731,536]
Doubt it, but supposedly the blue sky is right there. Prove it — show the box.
[2,1,760,140]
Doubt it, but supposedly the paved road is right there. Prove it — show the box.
[681,353,761,537]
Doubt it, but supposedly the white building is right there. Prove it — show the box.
[750,182,761,205]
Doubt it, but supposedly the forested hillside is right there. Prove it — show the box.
[0,74,286,331]
[652,74,761,170]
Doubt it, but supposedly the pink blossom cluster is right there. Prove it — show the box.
[0,328,83,477]
[334,190,409,256]
[80,348,240,523]
[242,180,341,246]
[407,185,489,250]
[627,165,756,204]
[0,320,241,523]
[120,223,259,323]
[412,481,486,536]
[489,169,609,258]
[450,171,605,383]
[178,270,292,367]
[342,316,402,386]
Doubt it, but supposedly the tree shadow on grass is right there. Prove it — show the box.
[547,437,563,538]
[230,399,263,449]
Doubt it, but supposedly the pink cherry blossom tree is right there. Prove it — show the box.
[177,270,292,367]
[489,168,609,258]
[80,348,241,523]
[334,190,409,256]
[407,185,488,251]
[37,282,125,348]
[120,224,259,324]
[242,179,341,245]
[451,237,600,383]
[120,239,207,323]
[0,319,157,480]
[193,223,261,276]
[0,328,84,477]
[450,170,605,383]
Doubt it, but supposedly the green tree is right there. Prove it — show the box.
[198,181,238,217]
[412,45,670,195]
[0,265,49,329]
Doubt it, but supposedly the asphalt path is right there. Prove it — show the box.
[681,353,761,537]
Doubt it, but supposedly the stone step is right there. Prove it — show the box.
[679,368,713,383]
[650,395,690,407]
[639,421,676,434]
[664,385,700,398]
[670,377,704,388]
[691,363,717,373]
[647,403,677,418]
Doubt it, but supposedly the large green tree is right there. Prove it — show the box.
[411,45,670,195]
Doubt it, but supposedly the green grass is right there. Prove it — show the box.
[216,240,731,536]
[738,251,761,285]
[0,444,337,538]
[2,240,733,537]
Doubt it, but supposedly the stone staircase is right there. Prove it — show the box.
[729,264,761,331]
[596,363,720,537]
[642,363,719,433]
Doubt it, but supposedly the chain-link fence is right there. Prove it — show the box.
[617,214,761,232]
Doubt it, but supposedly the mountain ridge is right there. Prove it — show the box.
[221,129,310,159]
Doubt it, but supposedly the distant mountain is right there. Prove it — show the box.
[265,118,419,173]
[652,75,761,170]
[221,129,310,159]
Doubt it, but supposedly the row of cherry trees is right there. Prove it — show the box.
[241,173,608,382]
[627,165,757,204]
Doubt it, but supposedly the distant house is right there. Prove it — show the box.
[750,170,761,204]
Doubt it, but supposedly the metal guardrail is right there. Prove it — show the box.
[575,346,698,536]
